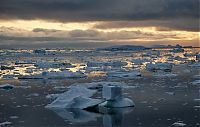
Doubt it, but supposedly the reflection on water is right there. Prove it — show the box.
[48,107,133,127]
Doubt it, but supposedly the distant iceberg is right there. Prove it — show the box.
[97,45,149,51]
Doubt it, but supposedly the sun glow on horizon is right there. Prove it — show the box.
[0,19,199,47]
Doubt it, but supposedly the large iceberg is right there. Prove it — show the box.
[45,85,100,109]
[46,82,134,110]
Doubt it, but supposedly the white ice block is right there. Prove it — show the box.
[102,85,122,101]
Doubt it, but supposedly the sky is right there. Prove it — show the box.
[0,0,199,48]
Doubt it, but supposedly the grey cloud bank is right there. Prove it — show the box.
[0,0,199,31]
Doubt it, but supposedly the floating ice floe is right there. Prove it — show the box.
[0,121,12,126]
[107,70,141,78]
[19,70,86,79]
[42,70,86,79]
[34,61,73,68]
[15,60,36,64]
[146,62,173,72]
[153,73,177,77]
[26,93,39,97]
[196,54,200,61]
[33,49,46,54]
[1,65,15,70]
[9,116,19,119]
[46,82,134,110]
[0,84,14,90]
[183,53,196,57]
[191,80,200,85]
[99,85,134,108]
[165,92,175,96]
[172,121,186,126]
[132,58,150,65]
[143,50,160,57]
[170,48,184,53]
[87,60,127,67]
[2,74,16,79]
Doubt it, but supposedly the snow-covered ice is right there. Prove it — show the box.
[45,85,98,109]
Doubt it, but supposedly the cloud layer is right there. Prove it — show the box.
[0,0,199,31]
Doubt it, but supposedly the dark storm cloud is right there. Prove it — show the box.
[0,0,198,21]
[94,18,199,32]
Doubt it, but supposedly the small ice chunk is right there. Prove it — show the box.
[0,84,14,90]
[172,121,186,126]
[194,99,200,101]
[99,98,134,108]
[42,70,86,79]
[100,85,134,108]
[165,92,175,95]
[0,121,12,126]
[132,58,149,65]
[191,80,200,85]
[9,116,19,119]
[27,93,39,97]
[196,54,200,61]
